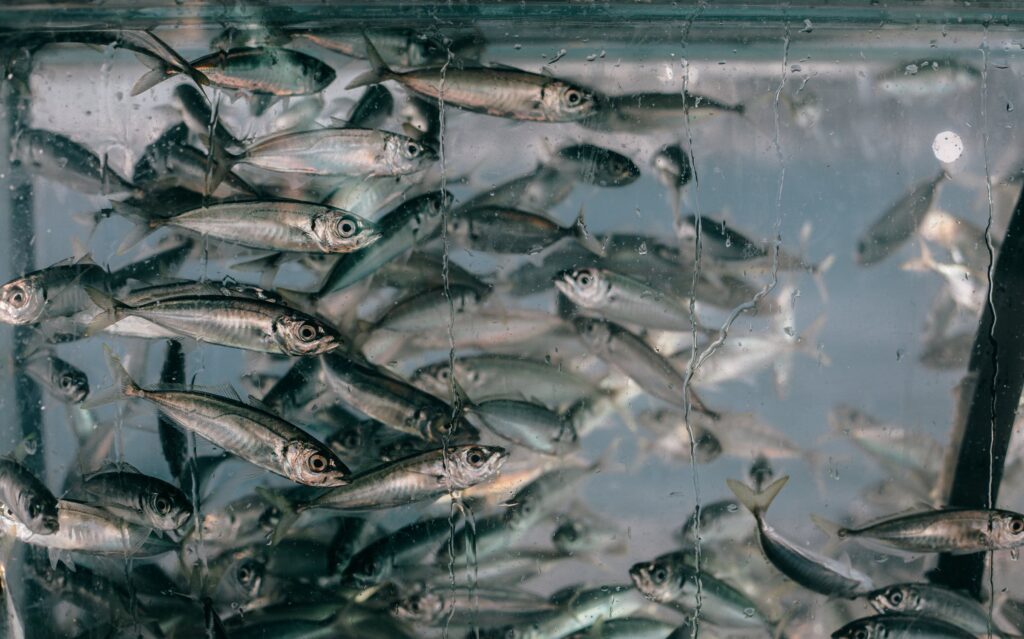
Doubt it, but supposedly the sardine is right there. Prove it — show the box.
[25,352,89,404]
[13,128,137,198]
[867,583,1003,636]
[556,267,692,331]
[856,172,946,266]
[832,614,976,639]
[553,144,640,187]
[0,458,59,534]
[73,468,193,531]
[450,206,604,256]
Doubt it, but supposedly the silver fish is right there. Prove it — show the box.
[1,499,175,557]
[318,191,450,294]
[147,200,381,253]
[553,516,626,555]
[450,206,604,256]
[875,59,980,100]
[0,258,110,325]
[484,585,646,639]
[296,28,451,68]
[0,458,59,534]
[233,128,433,177]
[300,444,507,511]
[170,84,242,153]
[13,128,137,197]
[372,284,486,333]
[391,586,555,627]
[868,583,1002,637]
[74,469,193,531]
[466,397,577,455]
[832,615,976,639]
[583,91,744,132]
[25,352,89,404]
[85,288,343,356]
[727,476,874,598]
[856,172,945,266]
[342,515,455,586]
[348,39,599,123]
[344,85,395,130]
[94,347,350,487]
[553,144,640,187]
[132,46,335,96]
[556,267,692,331]
[567,618,677,639]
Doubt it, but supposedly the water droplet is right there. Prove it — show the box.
[905,63,920,75]
[513,43,522,50]
[783,326,795,337]
[1011,548,1019,560]
[896,349,904,361]
[743,608,756,618]
[638,242,648,255]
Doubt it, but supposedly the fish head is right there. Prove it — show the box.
[552,520,587,553]
[444,445,508,489]
[225,556,265,598]
[831,618,883,639]
[392,590,444,623]
[599,152,641,186]
[407,34,449,67]
[0,276,46,325]
[410,361,453,396]
[283,440,351,487]
[17,491,59,535]
[54,367,90,404]
[573,317,612,349]
[652,145,692,188]
[867,584,919,614]
[554,268,610,308]
[386,135,434,172]
[693,428,723,464]
[413,406,479,443]
[272,315,345,356]
[313,210,382,253]
[996,512,1024,547]
[311,61,337,90]
[628,554,685,602]
[543,81,600,122]
[146,488,193,531]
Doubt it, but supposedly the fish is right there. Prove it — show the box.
[832,614,977,639]
[169,84,243,154]
[652,144,694,190]
[464,396,577,455]
[123,200,382,254]
[553,516,626,554]
[132,46,336,96]
[72,467,193,531]
[344,85,395,130]
[455,163,575,215]
[84,288,344,356]
[812,506,1024,555]
[0,458,60,534]
[553,144,640,187]
[867,583,1007,637]
[400,95,440,147]
[856,172,946,266]
[270,96,324,133]
[348,39,600,123]
[412,353,599,408]
[556,266,693,331]
[342,515,455,586]
[583,91,744,132]
[319,352,473,442]
[1,499,176,557]
[294,28,453,68]
[902,239,987,312]
[574,318,716,416]
[828,404,942,485]
[450,206,605,256]
[0,258,111,325]
[296,444,507,511]
[629,553,771,629]
[90,347,350,487]
[13,129,137,198]
[566,618,678,639]
[875,59,981,100]
[727,476,875,598]
[131,123,252,197]
[634,408,723,465]
[157,340,189,483]
[481,584,647,639]
[391,586,556,627]
[24,352,89,404]
[371,284,487,333]
[229,127,434,178]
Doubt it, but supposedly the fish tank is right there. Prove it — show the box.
[0,2,1022,637]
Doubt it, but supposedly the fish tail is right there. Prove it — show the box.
[84,288,134,336]
[572,206,606,257]
[810,254,835,303]
[726,475,789,518]
[254,487,303,545]
[131,53,177,96]
[111,204,165,255]
[809,513,847,541]
[901,238,937,273]
[81,345,145,409]
[798,313,830,365]
[346,36,396,90]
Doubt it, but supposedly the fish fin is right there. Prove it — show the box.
[810,253,835,303]
[254,487,302,545]
[346,35,396,89]
[83,345,146,408]
[797,313,829,364]
[114,214,163,256]
[131,63,174,97]
[571,206,606,257]
[83,288,133,336]
[809,513,847,550]
[901,238,938,273]
[726,475,789,518]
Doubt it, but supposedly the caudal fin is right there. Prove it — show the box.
[345,36,397,90]
[131,53,176,96]
[572,206,606,257]
[82,345,145,409]
[84,287,136,336]
[726,475,789,518]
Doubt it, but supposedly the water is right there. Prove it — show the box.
[0,5,1023,638]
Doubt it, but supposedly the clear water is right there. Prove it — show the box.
[0,5,1022,638]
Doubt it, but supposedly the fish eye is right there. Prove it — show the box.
[886,589,903,605]
[466,447,485,466]
[337,217,358,238]
[154,496,171,515]
[59,375,75,389]
[652,566,668,584]
[853,630,868,639]
[1010,518,1024,534]
[237,564,253,584]
[566,90,581,105]
[437,367,450,381]
[576,271,593,286]
[406,142,421,156]
[8,286,27,307]
[307,453,329,473]
[296,322,319,342]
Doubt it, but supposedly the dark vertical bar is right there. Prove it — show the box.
[930,186,1024,598]
[1,50,43,476]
